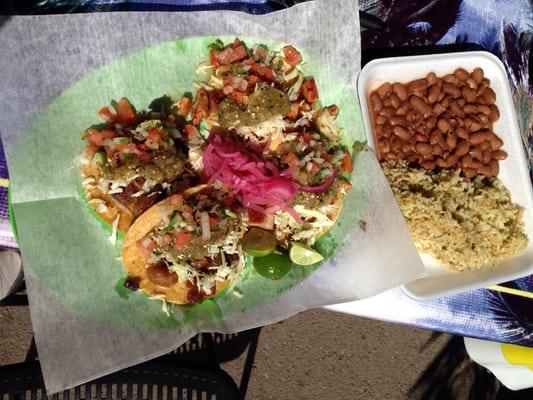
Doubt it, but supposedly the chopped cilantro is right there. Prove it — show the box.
[239,39,250,54]
[162,210,181,233]
[340,171,351,182]
[207,39,225,52]
[86,122,109,132]
[121,153,134,160]
[110,99,118,110]
[231,64,246,75]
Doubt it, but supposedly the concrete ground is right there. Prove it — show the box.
[0,305,452,399]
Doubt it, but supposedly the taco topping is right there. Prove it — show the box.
[82,38,355,305]
[139,190,246,297]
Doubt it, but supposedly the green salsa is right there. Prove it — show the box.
[102,149,185,183]
[218,84,290,128]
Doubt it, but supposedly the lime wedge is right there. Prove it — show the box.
[253,253,292,280]
[242,227,277,257]
[289,242,324,266]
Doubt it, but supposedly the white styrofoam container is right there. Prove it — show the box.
[357,51,533,299]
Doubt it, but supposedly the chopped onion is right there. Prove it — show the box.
[108,187,124,195]
[200,212,211,241]
[109,214,120,246]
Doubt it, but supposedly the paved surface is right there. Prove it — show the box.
[221,309,450,399]
[0,305,450,399]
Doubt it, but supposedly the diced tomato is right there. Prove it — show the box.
[308,161,320,175]
[282,153,300,169]
[222,85,234,96]
[209,50,220,67]
[98,106,115,122]
[287,102,299,119]
[210,90,225,103]
[341,152,353,173]
[301,79,319,103]
[251,64,277,82]
[232,44,248,61]
[209,215,219,228]
[192,89,210,125]
[148,128,162,142]
[242,57,257,66]
[283,45,302,67]
[146,239,157,252]
[101,130,117,140]
[137,151,152,163]
[161,234,173,247]
[175,232,193,250]
[136,238,156,257]
[212,39,247,64]
[302,133,313,143]
[231,37,242,48]
[214,47,238,65]
[248,210,275,230]
[247,74,260,88]
[208,91,219,115]
[177,96,192,117]
[277,142,291,155]
[222,192,236,207]
[222,77,232,87]
[86,129,116,146]
[144,138,159,150]
[184,124,199,139]
[168,194,183,207]
[135,143,148,152]
[84,145,99,157]
[247,209,263,224]
[231,90,246,104]
[115,98,136,125]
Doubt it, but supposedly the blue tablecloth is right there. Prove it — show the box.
[1,0,532,345]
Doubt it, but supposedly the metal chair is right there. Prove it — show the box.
[0,328,263,400]
[0,360,240,400]
[1,286,261,400]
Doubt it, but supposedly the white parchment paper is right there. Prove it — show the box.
[0,0,425,393]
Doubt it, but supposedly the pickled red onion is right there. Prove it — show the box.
[203,134,300,220]
[297,170,337,193]
[202,134,336,222]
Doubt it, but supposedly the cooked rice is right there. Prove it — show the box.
[382,162,528,271]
